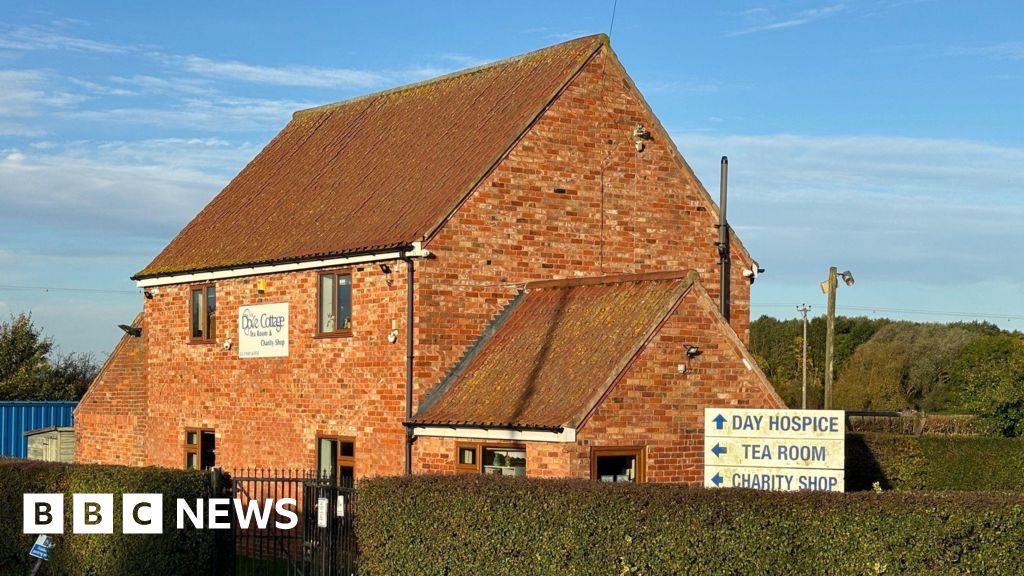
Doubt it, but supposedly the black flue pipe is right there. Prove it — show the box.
[718,156,730,323]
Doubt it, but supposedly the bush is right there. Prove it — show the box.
[847,433,1024,491]
[846,413,980,436]
[357,475,1024,576]
[0,458,227,576]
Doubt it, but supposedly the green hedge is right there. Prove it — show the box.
[357,475,1024,576]
[0,458,227,576]
[847,433,1024,491]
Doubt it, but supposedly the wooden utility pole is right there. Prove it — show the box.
[824,267,838,410]
[797,304,811,410]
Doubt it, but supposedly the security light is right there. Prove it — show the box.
[839,270,855,286]
[118,324,142,337]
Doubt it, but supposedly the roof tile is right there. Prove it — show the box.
[413,271,694,429]
[136,35,606,278]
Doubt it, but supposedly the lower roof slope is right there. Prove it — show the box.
[412,271,697,430]
[135,35,606,279]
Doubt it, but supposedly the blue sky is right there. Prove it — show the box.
[1,1,1022,359]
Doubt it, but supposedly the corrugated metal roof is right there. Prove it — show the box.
[412,271,695,430]
[136,35,606,278]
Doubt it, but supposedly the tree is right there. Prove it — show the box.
[0,313,99,401]
[950,334,1024,437]
[833,322,980,412]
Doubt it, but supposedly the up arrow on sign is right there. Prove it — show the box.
[713,414,726,430]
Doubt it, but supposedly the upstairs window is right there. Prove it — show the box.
[185,429,216,470]
[318,272,352,335]
[190,285,216,341]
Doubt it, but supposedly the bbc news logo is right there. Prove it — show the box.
[24,494,298,534]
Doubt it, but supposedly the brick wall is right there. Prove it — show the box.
[571,286,783,484]
[415,45,754,410]
[138,264,410,477]
[74,313,147,465]
[409,286,781,484]
[77,44,762,481]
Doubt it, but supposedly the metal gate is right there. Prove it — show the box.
[304,478,357,576]
[230,469,357,576]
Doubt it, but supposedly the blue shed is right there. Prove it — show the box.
[0,401,77,458]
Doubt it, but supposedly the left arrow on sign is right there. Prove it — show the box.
[711,443,727,457]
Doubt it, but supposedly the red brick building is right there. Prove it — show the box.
[75,34,783,484]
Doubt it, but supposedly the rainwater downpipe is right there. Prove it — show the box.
[403,253,415,475]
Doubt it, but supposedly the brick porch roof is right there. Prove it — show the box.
[412,271,699,430]
[135,35,607,279]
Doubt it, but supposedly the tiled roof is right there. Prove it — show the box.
[135,35,607,279]
[412,271,698,430]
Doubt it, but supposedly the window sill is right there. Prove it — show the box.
[314,330,354,340]
[187,339,217,346]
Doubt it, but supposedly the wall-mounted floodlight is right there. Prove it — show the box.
[118,324,142,337]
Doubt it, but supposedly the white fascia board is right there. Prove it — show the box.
[135,243,430,288]
[410,426,577,443]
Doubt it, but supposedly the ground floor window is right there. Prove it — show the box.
[184,429,216,470]
[455,443,479,472]
[591,447,645,483]
[482,447,526,477]
[318,436,356,487]
[453,444,526,476]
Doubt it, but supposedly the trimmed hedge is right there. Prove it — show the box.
[846,413,980,436]
[357,475,1024,576]
[0,458,226,576]
[847,433,1024,491]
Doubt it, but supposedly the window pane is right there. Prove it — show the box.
[596,455,637,483]
[337,275,351,330]
[191,290,203,338]
[458,447,476,465]
[205,286,216,339]
[340,440,355,458]
[339,465,354,487]
[482,448,526,477]
[320,275,335,332]
[186,452,197,470]
[200,431,216,470]
[318,439,337,481]
[186,431,197,445]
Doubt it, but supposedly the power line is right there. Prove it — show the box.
[752,302,1024,322]
[608,0,618,38]
[0,284,138,295]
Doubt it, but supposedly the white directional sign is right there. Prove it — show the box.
[704,408,845,492]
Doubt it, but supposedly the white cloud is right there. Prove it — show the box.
[948,41,1024,61]
[672,132,1024,285]
[0,69,88,117]
[0,23,128,54]
[172,54,388,89]
[726,4,845,37]
[108,74,216,96]
[59,96,314,132]
[0,138,258,237]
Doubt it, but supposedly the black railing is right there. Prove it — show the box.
[226,468,357,575]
